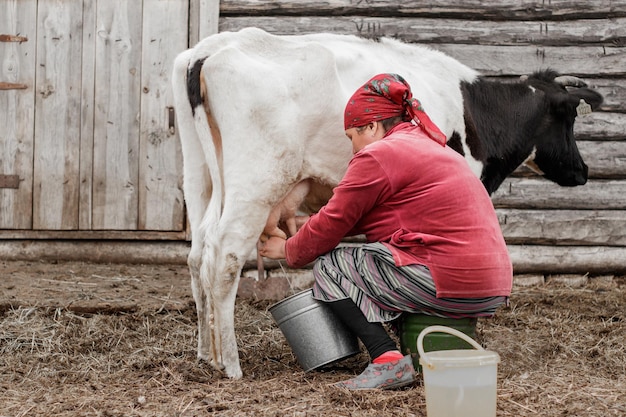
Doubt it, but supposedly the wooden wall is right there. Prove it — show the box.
[1,0,625,275]
[214,0,626,274]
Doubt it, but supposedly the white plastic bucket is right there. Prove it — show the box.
[418,325,500,417]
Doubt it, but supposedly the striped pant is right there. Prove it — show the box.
[312,242,507,323]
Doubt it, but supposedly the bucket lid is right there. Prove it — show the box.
[419,349,500,369]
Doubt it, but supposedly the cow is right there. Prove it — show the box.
[171,27,603,379]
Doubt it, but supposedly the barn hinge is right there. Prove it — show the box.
[0,175,20,189]
[167,106,175,135]
[0,34,28,42]
[0,82,28,90]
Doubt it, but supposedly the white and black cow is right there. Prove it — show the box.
[456,70,601,194]
[171,27,603,378]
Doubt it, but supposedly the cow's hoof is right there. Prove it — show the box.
[224,365,243,379]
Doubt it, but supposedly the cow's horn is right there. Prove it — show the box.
[554,75,587,88]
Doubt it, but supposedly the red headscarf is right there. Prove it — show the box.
[344,73,447,146]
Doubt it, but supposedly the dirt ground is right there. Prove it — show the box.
[1,260,625,417]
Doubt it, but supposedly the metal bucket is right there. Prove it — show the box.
[269,289,360,372]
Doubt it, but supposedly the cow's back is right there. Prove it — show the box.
[190,28,480,190]
[305,32,478,140]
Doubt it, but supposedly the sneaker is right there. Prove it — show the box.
[334,355,416,390]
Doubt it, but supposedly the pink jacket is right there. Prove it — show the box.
[285,123,512,298]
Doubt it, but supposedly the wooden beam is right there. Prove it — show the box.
[498,209,626,246]
[219,0,626,19]
[0,240,190,264]
[509,245,626,274]
[492,179,626,210]
[218,16,626,47]
[1,240,624,275]
[0,230,186,240]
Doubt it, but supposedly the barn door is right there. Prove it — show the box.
[0,0,188,232]
[0,0,37,230]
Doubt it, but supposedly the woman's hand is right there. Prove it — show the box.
[259,236,287,260]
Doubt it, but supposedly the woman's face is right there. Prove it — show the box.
[345,122,386,154]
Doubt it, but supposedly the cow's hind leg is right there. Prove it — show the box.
[201,198,278,378]
[180,156,213,362]
[198,230,251,379]
[210,247,244,379]
[189,235,212,362]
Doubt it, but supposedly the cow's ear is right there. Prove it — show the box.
[571,88,604,111]
[550,89,602,119]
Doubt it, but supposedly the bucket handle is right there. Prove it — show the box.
[417,325,484,369]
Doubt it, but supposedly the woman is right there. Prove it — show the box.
[260,73,512,390]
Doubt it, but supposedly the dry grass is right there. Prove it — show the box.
[0,261,624,416]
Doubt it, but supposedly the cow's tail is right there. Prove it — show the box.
[189,59,224,232]
[172,51,220,237]
[172,51,223,362]
[174,53,225,267]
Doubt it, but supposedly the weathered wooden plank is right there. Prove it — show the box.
[0,229,185,240]
[200,0,220,40]
[138,0,186,231]
[191,0,220,46]
[497,209,626,245]
[433,44,625,77]
[220,0,626,20]
[189,1,199,46]
[79,0,96,230]
[574,112,625,141]
[0,0,36,230]
[492,178,626,209]
[508,245,626,274]
[0,239,622,275]
[218,16,626,47]
[0,239,190,264]
[586,79,626,113]
[92,1,143,230]
[32,0,83,230]
[577,141,626,179]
